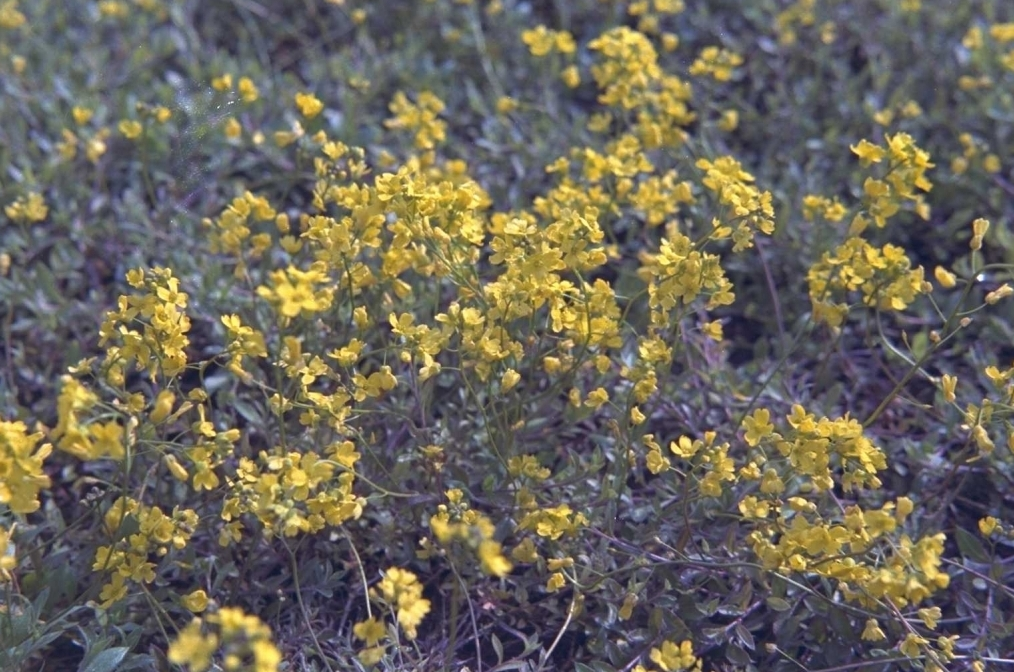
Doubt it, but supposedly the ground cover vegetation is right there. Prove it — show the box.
[2,0,1014,670]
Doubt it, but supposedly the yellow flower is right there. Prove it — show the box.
[979,516,998,536]
[584,387,609,408]
[933,266,957,289]
[357,645,385,665]
[689,46,743,81]
[72,106,94,125]
[376,567,430,639]
[561,65,581,88]
[618,593,637,620]
[701,320,723,341]
[917,606,941,630]
[972,425,994,453]
[990,22,1014,43]
[851,139,885,166]
[985,283,1012,304]
[353,617,386,646]
[521,25,556,57]
[0,0,27,29]
[742,408,773,446]
[223,117,241,139]
[861,618,886,641]
[738,496,770,519]
[899,632,927,658]
[167,620,218,671]
[717,109,738,132]
[501,368,521,392]
[478,539,513,577]
[511,537,539,563]
[0,421,52,514]
[150,389,175,424]
[971,217,989,251]
[182,589,209,613]
[4,192,49,224]
[495,96,518,114]
[650,639,698,671]
[546,571,566,592]
[238,76,259,102]
[294,92,324,119]
[164,454,189,482]
[89,421,125,459]
[646,448,670,474]
[119,119,143,139]
[940,374,957,403]
[212,73,233,91]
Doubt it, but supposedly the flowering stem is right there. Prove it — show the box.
[284,539,335,672]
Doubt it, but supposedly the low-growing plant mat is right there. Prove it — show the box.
[2,1,1014,671]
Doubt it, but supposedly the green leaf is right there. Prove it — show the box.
[735,623,755,651]
[954,526,990,563]
[765,596,791,612]
[491,633,503,664]
[725,643,751,666]
[78,646,129,672]
[230,397,263,426]
[576,663,616,672]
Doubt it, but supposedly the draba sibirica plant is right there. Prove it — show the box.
[6,2,1014,671]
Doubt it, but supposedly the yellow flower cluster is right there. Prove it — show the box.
[294,91,324,119]
[774,0,817,46]
[375,567,430,639]
[639,638,701,672]
[688,46,744,82]
[54,105,110,164]
[849,133,933,230]
[951,131,1003,175]
[0,0,26,29]
[808,236,926,326]
[427,489,513,577]
[50,376,121,461]
[518,503,588,540]
[809,137,935,327]
[743,405,887,491]
[220,441,363,543]
[641,232,735,327]
[4,191,48,224]
[626,0,684,36]
[169,607,281,672]
[520,25,576,57]
[962,22,1014,74]
[220,314,268,381]
[204,190,279,277]
[98,266,191,379]
[92,496,198,607]
[737,406,950,607]
[211,72,259,102]
[746,500,950,608]
[695,155,775,251]
[352,567,432,663]
[384,90,447,150]
[256,265,334,319]
[0,419,52,513]
[589,27,695,148]
[801,194,847,223]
